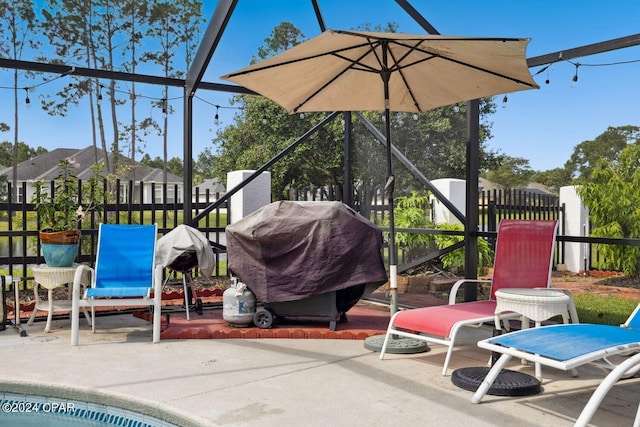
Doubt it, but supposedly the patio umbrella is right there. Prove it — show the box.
[221,29,538,314]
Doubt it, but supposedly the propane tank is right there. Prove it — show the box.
[223,278,256,327]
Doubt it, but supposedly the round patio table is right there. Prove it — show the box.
[28,264,91,332]
[494,288,579,379]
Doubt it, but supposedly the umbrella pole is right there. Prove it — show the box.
[364,78,427,354]
[363,48,428,355]
[381,67,398,316]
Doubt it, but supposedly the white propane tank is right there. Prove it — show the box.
[222,279,256,327]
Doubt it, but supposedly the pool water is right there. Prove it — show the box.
[0,392,176,427]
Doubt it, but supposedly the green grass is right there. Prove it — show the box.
[573,293,639,325]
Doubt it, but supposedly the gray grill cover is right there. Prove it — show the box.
[226,201,388,303]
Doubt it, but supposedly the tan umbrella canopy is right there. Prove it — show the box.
[222,29,538,314]
[222,29,538,113]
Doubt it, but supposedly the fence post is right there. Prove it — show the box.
[227,170,271,224]
[559,185,590,273]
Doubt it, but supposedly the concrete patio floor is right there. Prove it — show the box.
[1,306,639,427]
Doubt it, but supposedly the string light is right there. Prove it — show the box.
[570,63,580,88]
[193,95,243,127]
[502,94,508,108]
[24,87,31,108]
[545,65,551,84]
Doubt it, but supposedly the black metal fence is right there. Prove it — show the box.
[3,180,639,295]
[0,180,229,292]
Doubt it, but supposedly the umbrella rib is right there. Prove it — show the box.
[388,39,537,88]
[292,42,384,112]
[225,41,380,77]
[386,40,428,111]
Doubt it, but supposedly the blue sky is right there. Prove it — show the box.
[2,0,640,172]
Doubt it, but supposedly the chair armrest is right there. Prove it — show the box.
[73,265,94,295]
[448,278,492,305]
[153,264,164,297]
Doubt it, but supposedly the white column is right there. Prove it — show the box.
[559,185,590,273]
[429,178,466,225]
[227,170,271,224]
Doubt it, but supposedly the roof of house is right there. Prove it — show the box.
[0,146,182,183]
[478,177,554,195]
[193,178,225,195]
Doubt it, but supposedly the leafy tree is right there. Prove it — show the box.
[255,21,304,61]
[120,0,151,181]
[0,0,40,199]
[212,22,345,196]
[532,167,572,194]
[484,155,534,189]
[143,0,203,183]
[140,154,183,177]
[193,147,217,184]
[166,157,183,178]
[577,144,640,276]
[565,125,640,180]
[0,141,46,166]
[213,93,344,197]
[139,153,162,169]
[386,192,493,272]
[41,0,117,170]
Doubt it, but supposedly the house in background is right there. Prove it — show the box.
[0,146,183,204]
[193,178,226,204]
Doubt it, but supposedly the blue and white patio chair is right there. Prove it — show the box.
[471,303,640,426]
[70,224,163,345]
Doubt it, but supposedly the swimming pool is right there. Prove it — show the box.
[0,381,207,427]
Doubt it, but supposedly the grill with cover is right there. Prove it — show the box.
[226,201,388,330]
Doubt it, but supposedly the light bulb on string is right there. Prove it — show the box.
[299,113,305,119]
[570,64,580,88]
[453,105,460,113]
[412,114,418,121]
[545,66,551,84]
[24,88,31,109]
[214,105,220,125]
[162,98,168,118]
[262,115,268,125]
[502,95,508,109]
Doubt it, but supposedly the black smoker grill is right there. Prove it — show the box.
[156,225,221,320]
[226,201,388,330]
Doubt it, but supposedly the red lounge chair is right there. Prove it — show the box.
[380,219,558,375]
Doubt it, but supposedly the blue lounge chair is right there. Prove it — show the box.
[472,303,640,426]
[70,224,163,345]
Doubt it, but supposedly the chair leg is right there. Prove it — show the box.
[183,274,190,321]
[27,307,37,326]
[71,295,79,346]
[152,266,162,343]
[471,353,513,403]
[442,343,455,376]
[380,312,402,360]
[379,330,392,359]
[575,352,640,427]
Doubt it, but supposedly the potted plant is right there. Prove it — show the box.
[32,158,107,267]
